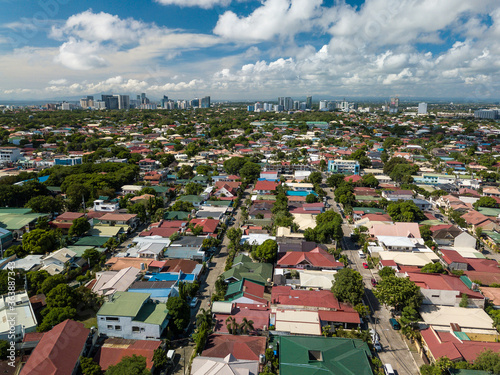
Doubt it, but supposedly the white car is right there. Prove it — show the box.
[189,297,199,308]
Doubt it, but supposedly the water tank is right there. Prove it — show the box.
[259,354,266,364]
[140,263,145,270]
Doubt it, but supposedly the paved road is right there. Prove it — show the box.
[172,184,253,375]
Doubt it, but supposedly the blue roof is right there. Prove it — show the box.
[128,289,172,298]
[286,191,317,196]
[147,273,195,282]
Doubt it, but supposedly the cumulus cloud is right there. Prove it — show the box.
[155,0,231,9]
[54,38,108,70]
[48,78,67,85]
[214,0,323,41]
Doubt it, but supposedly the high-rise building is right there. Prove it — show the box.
[114,95,130,110]
[200,96,210,108]
[80,97,94,109]
[388,97,399,114]
[160,95,168,108]
[319,100,328,111]
[306,96,312,110]
[418,102,428,115]
[101,95,118,110]
[474,109,499,119]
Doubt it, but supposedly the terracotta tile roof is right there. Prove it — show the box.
[94,338,161,370]
[277,247,343,269]
[202,334,267,361]
[271,286,342,310]
[20,320,89,375]
[253,180,279,192]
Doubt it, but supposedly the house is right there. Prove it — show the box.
[461,211,500,232]
[192,354,259,375]
[298,270,337,290]
[439,249,468,271]
[20,320,91,375]
[96,213,139,230]
[201,334,267,361]
[93,199,120,212]
[370,222,421,238]
[97,291,169,340]
[420,326,500,364]
[188,218,219,236]
[381,190,414,201]
[128,236,171,260]
[253,180,280,195]
[50,212,85,231]
[224,279,267,305]
[278,336,373,375]
[327,159,360,175]
[277,247,343,270]
[222,254,273,285]
[406,272,485,308]
[178,195,204,208]
[0,291,37,342]
[105,257,153,271]
[94,338,161,371]
[41,248,78,274]
[127,280,178,303]
[91,267,140,296]
[166,236,206,260]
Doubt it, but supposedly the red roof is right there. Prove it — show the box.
[344,175,362,183]
[162,259,198,273]
[271,286,342,310]
[440,249,467,265]
[140,227,179,238]
[214,307,270,334]
[189,218,219,234]
[253,180,279,192]
[55,212,84,221]
[94,338,161,370]
[20,320,89,375]
[277,247,343,269]
[202,334,267,361]
[406,272,484,299]
[318,310,360,324]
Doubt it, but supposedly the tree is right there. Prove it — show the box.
[82,248,102,268]
[38,306,77,332]
[152,348,168,369]
[223,157,248,175]
[22,229,58,254]
[79,356,103,375]
[361,174,379,188]
[326,174,345,188]
[399,306,419,336]
[459,293,469,308]
[27,270,50,295]
[378,266,396,279]
[169,201,194,212]
[105,355,150,375]
[331,268,364,306]
[41,274,66,295]
[373,275,422,311]
[474,349,500,373]
[387,200,426,222]
[420,262,446,274]
[68,217,91,237]
[306,193,318,203]
[474,196,497,209]
[25,195,63,214]
[225,316,239,334]
[196,165,212,176]
[166,296,190,332]
[184,182,204,196]
[309,171,322,185]
[46,284,76,309]
[239,162,261,182]
[0,340,8,360]
[128,202,147,222]
[177,165,194,180]
[253,239,278,262]
[226,228,242,243]
[239,317,255,334]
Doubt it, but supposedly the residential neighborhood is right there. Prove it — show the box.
[0,102,499,375]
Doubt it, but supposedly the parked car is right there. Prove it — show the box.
[189,297,199,308]
[389,318,400,330]
[374,341,383,352]
[371,278,377,287]
[362,262,369,269]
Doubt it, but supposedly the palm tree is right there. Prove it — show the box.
[225,316,238,334]
[196,308,214,331]
[239,318,254,335]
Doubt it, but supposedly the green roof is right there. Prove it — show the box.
[151,186,169,194]
[0,213,47,231]
[47,186,62,192]
[420,220,444,226]
[88,225,123,237]
[478,207,500,218]
[453,331,470,341]
[485,231,500,244]
[205,200,232,207]
[225,279,244,297]
[234,254,252,264]
[279,336,373,375]
[134,302,169,326]
[354,195,380,201]
[74,236,110,247]
[64,246,101,257]
[222,261,273,285]
[179,195,204,203]
[0,208,33,214]
[97,291,150,317]
[164,211,190,220]
[352,207,386,214]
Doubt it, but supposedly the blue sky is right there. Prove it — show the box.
[1,0,500,101]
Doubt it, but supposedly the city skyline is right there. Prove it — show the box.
[1,0,500,100]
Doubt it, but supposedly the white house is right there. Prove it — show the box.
[93,199,120,212]
[97,291,169,340]
[0,291,37,342]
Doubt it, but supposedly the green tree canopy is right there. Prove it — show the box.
[223,157,248,175]
[22,229,58,254]
[474,349,500,373]
[25,195,64,214]
[331,268,364,306]
[387,200,426,222]
[184,182,204,196]
[105,355,150,375]
[378,266,396,279]
[308,171,323,185]
[46,284,77,309]
[239,162,261,182]
[253,239,278,263]
[420,262,446,274]
[79,356,103,375]
[474,196,498,209]
[373,275,422,311]
[68,217,91,237]
[166,296,190,332]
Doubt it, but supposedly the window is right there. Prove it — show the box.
[132,326,140,332]
[106,317,119,321]
[107,325,113,330]
[308,350,323,361]
[115,326,121,331]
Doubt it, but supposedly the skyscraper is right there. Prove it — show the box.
[418,102,428,115]
[306,96,312,110]
[101,95,118,110]
[200,96,210,108]
[114,95,130,110]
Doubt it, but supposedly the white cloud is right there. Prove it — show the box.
[155,0,231,9]
[214,0,323,41]
[48,78,67,85]
[54,38,108,70]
